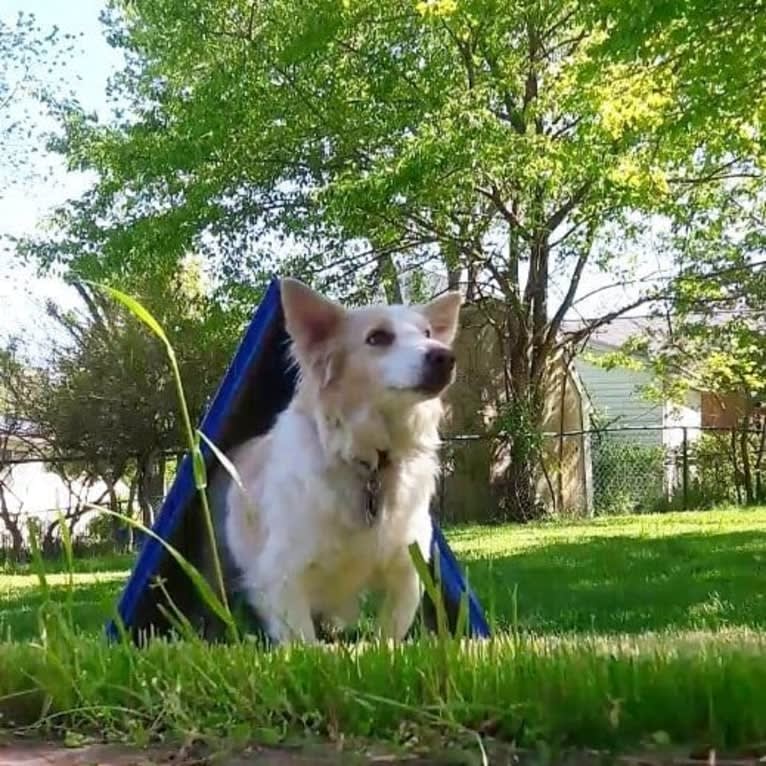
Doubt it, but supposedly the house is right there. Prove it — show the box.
[567,316,749,441]
[441,308,747,520]
[562,316,765,509]
[0,415,128,553]
[567,317,703,447]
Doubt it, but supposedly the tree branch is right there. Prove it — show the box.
[546,182,591,233]
[546,226,596,347]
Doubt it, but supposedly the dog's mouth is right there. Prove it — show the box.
[412,370,455,397]
[390,376,453,399]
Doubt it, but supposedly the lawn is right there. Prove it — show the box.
[2,508,766,754]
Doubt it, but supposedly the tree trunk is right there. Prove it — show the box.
[754,418,766,501]
[740,413,755,504]
[730,428,743,504]
[499,327,546,522]
[447,268,461,291]
[504,446,539,522]
[375,252,403,304]
[556,354,569,513]
[126,474,138,548]
[0,483,24,560]
[101,474,122,543]
[42,519,58,557]
[138,452,166,528]
[102,476,125,550]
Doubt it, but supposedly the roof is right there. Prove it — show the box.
[0,415,42,438]
[562,309,766,353]
[561,316,668,351]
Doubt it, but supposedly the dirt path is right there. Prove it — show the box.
[0,741,433,766]
[4,740,766,766]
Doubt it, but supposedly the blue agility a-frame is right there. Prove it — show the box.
[108,277,490,643]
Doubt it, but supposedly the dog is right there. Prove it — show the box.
[207,278,461,644]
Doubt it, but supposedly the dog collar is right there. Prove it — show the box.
[356,450,390,525]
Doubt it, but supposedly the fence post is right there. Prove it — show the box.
[682,427,689,510]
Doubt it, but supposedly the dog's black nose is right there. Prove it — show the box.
[425,347,455,374]
[418,347,456,394]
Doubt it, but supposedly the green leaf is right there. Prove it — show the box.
[192,441,208,491]
[85,281,171,350]
[91,506,235,632]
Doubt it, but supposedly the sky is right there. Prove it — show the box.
[0,0,670,359]
[0,0,121,346]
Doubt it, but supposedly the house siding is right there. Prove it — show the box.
[574,353,663,444]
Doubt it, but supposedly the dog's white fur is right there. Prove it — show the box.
[212,278,461,644]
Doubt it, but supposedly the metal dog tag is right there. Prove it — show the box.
[364,471,382,525]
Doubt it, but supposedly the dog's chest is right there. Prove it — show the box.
[296,465,405,559]
[318,462,384,526]
[303,527,380,604]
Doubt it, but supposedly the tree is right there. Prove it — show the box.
[0,346,102,558]
[0,350,26,559]
[23,0,762,519]
[0,261,235,530]
[0,12,78,193]
[585,0,765,148]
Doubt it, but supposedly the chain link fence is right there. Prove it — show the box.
[2,426,764,558]
[434,426,766,523]
[0,451,181,561]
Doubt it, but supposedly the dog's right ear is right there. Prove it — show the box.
[280,278,345,355]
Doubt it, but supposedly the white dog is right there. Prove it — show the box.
[209,278,461,644]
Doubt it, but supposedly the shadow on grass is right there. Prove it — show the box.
[465,529,766,634]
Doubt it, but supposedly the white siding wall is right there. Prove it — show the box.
[663,391,702,449]
[662,391,702,493]
[574,352,663,444]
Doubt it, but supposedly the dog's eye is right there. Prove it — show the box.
[424,328,431,338]
[366,329,395,347]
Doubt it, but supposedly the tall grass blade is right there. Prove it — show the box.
[89,283,171,347]
[88,506,235,633]
[57,511,76,620]
[26,518,48,600]
[87,281,234,640]
[198,431,245,493]
[408,542,448,639]
[198,430,259,519]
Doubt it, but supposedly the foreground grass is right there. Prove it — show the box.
[2,627,766,750]
[1,508,766,750]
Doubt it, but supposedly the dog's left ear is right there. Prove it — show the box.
[418,291,462,345]
[281,278,346,354]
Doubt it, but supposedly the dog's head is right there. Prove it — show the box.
[280,278,461,418]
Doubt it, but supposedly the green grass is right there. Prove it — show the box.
[454,508,766,634]
[1,554,133,642]
[2,508,766,752]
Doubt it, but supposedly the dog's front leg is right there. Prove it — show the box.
[253,579,317,645]
[377,562,423,642]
